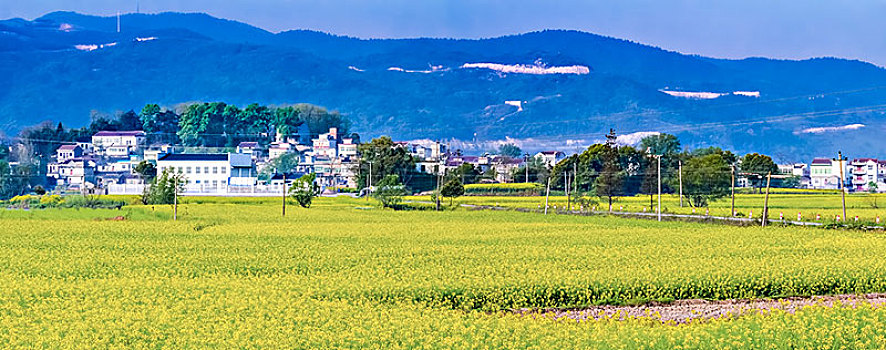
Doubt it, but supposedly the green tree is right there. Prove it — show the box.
[639,133,681,159]
[691,147,738,165]
[514,156,551,184]
[116,110,142,130]
[0,160,31,199]
[639,156,658,208]
[594,131,623,210]
[88,110,122,132]
[373,174,407,209]
[356,137,415,189]
[141,104,180,144]
[440,178,465,206]
[741,153,778,193]
[639,133,681,193]
[780,176,801,189]
[449,163,480,184]
[141,169,184,205]
[259,153,300,181]
[497,143,522,158]
[244,103,276,143]
[681,153,732,207]
[178,103,208,146]
[134,161,157,182]
[289,173,320,208]
[595,153,623,211]
[297,104,350,136]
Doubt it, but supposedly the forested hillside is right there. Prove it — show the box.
[2,11,886,158]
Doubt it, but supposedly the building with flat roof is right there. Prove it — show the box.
[156,153,256,193]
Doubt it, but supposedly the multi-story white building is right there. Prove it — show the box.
[91,131,146,157]
[157,153,257,192]
[809,158,846,190]
[237,142,261,160]
[268,142,295,160]
[535,151,566,167]
[337,137,358,159]
[849,158,885,192]
[56,144,83,162]
[144,144,176,163]
[312,128,339,158]
[48,157,96,189]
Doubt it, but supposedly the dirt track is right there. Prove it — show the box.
[517,293,886,324]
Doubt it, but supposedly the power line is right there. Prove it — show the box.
[399,86,886,135]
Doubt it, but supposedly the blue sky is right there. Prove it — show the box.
[5,0,886,65]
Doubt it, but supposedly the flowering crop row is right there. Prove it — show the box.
[1,199,886,347]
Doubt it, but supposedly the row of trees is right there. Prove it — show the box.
[532,132,782,208]
[168,102,350,147]
[18,102,350,159]
[346,132,785,209]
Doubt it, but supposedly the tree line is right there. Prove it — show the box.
[537,131,782,208]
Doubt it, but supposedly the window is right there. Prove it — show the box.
[195,167,201,174]
[212,167,218,174]
[177,167,183,174]
[186,167,192,174]
[204,167,209,174]
[221,167,227,174]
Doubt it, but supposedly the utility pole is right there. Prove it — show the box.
[573,161,578,200]
[544,177,551,215]
[838,151,847,221]
[678,160,683,208]
[731,165,736,217]
[367,161,372,201]
[524,153,530,183]
[762,172,772,227]
[435,164,442,211]
[282,174,287,217]
[657,155,662,222]
[565,170,570,210]
[173,175,178,221]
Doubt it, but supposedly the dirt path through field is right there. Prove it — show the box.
[516,293,886,324]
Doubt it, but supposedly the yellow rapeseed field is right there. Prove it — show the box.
[409,192,886,224]
[2,197,886,348]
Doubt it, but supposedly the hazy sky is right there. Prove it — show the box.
[5,0,886,65]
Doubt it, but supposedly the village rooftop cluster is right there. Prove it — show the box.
[44,128,886,195]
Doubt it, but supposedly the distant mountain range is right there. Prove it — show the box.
[2,11,886,159]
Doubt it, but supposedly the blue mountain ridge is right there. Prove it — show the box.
[1,11,884,159]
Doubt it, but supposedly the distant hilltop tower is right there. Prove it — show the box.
[116,12,121,33]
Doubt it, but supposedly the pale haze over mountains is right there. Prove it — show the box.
[1,10,886,159]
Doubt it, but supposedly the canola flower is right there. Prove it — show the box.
[1,197,885,348]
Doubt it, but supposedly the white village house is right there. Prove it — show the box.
[535,151,566,167]
[156,153,257,193]
[91,131,146,157]
[809,158,846,190]
[848,158,886,192]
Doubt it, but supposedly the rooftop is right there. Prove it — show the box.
[57,144,79,151]
[94,130,146,137]
[158,153,229,162]
[238,141,259,148]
